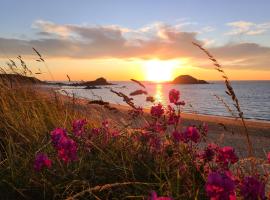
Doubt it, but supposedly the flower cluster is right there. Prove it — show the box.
[50,127,78,163]
[216,146,238,168]
[182,126,201,143]
[240,176,266,200]
[72,119,87,136]
[150,103,164,118]
[34,153,52,172]
[205,171,236,200]
[33,88,270,199]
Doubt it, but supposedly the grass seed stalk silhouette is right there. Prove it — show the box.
[192,42,254,157]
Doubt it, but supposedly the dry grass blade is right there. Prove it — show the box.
[66,182,153,200]
[32,48,44,62]
[66,74,71,82]
[146,96,155,103]
[111,89,136,109]
[130,90,148,96]
[130,79,145,88]
[192,42,254,157]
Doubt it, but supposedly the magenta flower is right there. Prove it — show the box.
[102,120,109,129]
[182,126,200,143]
[240,176,265,200]
[200,143,219,162]
[169,89,180,104]
[172,130,181,142]
[150,103,164,118]
[148,191,173,200]
[72,119,87,136]
[57,137,78,163]
[205,171,236,200]
[167,105,180,125]
[34,153,52,172]
[50,128,67,148]
[217,146,238,167]
[50,127,78,163]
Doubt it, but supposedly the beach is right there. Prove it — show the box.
[41,86,270,158]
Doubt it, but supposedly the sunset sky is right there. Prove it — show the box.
[0,0,270,81]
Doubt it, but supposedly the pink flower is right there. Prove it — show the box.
[150,103,164,118]
[50,128,67,148]
[169,89,180,104]
[50,127,78,163]
[205,171,236,200]
[182,126,200,143]
[72,119,87,136]
[240,176,265,200]
[57,137,78,163]
[102,120,109,129]
[267,152,270,163]
[200,143,219,162]
[217,146,238,167]
[34,153,52,172]
[167,105,180,125]
[172,130,181,142]
[148,191,173,200]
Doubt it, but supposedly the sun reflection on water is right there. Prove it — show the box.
[154,84,164,103]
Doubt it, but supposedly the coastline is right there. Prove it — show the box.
[39,85,270,158]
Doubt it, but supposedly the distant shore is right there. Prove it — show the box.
[38,85,270,158]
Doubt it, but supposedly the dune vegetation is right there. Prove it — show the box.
[0,45,269,200]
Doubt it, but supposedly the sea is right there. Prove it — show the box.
[55,81,270,121]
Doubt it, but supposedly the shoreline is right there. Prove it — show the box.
[38,85,270,158]
[40,85,270,130]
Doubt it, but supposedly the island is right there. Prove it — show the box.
[171,75,208,84]
[70,77,113,87]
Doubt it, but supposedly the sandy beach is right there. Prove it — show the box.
[40,86,270,159]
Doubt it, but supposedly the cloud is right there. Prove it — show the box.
[226,20,270,35]
[0,20,270,70]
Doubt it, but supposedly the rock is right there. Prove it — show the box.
[172,75,208,84]
[71,77,113,86]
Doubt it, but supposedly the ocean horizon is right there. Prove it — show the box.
[52,80,270,121]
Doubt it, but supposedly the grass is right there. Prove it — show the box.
[0,47,269,200]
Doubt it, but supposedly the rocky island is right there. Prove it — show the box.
[171,75,208,84]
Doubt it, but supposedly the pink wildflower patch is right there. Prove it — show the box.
[57,137,78,163]
[217,146,238,167]
[172,130,181,142]
[148,191,173,200]
[150,103,164,118]
[240,176,265,200]
[34,153,52,172]
[205,171,236,200]
[169,89,180,104]
[50,127,78,163]
[72,119,87,136]
[50,128,67,148]
[200,143,219,162]
[182,126,200,143]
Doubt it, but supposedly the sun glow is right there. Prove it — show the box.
[144,59,180,82]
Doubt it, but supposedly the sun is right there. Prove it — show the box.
[144,59,180,82]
